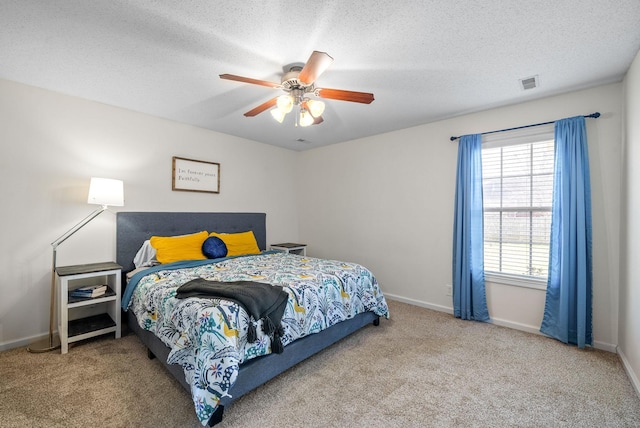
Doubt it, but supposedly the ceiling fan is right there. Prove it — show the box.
[220,51,374,127]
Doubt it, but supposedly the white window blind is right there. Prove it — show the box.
[482,130,554,280]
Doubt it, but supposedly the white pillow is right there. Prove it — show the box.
[126,266,151,281]
[133,240,159,268]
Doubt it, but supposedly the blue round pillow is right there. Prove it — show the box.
[202,236,228,259]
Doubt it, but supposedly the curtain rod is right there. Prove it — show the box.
[449,112,600,142]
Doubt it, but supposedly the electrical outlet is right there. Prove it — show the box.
[445,284,452,296]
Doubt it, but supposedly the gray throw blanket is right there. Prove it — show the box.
[175,279,288,354]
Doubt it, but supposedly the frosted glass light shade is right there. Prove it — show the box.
[299,109,314,127]
[306,99,325,117]
[276,95,294,113]
[87,177,124,206]
[271,108,286,123]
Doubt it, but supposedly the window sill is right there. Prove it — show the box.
[485,272,547,290]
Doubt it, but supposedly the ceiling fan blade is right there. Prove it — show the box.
[317,88,375,104]
[313,115,324,125]
[220,74,281,88]
[244,97,278,117]
[298,51,334,85]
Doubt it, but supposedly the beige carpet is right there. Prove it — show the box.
[1,300,639,427]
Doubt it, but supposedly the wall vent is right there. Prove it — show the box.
[520,75,539,90]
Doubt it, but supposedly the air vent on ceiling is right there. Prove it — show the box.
[519,75,539,90]
[296,138,311,144]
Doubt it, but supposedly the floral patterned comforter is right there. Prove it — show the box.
[124,252,389,425]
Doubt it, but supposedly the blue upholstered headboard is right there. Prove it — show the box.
[116,212,267,273]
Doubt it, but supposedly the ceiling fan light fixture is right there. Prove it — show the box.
[270,107,286,123]
[299,108,314,127]
[221,51,374,129]
[277,95,294,113]
[306,99,325,117]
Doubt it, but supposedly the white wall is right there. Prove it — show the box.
[0,79,300,349]
[620,49,640,394]
[298,83,623,351]
[0,75,630,360]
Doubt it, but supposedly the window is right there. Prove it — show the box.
[481,127,554,285]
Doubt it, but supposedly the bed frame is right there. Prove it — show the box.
[116,212,379,426]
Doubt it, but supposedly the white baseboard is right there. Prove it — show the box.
[384,293,453,315]
[489,316,542,335]
[593,340,618,353]
[618,348,640,398]
[1,296,622,357]
[490,317,616,352]
[384,293,617,353]
[0,332,51,352]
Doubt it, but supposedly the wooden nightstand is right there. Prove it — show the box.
[270,243,307,256]
[56,262,122,354]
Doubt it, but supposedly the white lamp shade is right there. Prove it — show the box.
[299,109,314,127]
[87,177,124,206]
[276,95,294,113]
[270,107,286,123]
[306,99,325,117]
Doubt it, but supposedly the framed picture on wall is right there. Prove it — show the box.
[172,156,220,193]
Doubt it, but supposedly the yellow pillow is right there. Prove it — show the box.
[209,231,261,256]
[149,231,209,264]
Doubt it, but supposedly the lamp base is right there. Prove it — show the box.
[26,334,61,353]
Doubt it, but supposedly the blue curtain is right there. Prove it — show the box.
[540,116,593,348]
[452,134,489,321]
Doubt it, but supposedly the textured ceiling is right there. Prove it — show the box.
[1,1,640,151]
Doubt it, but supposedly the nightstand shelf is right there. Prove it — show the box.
[68,287,117,306]
[270,243,307,256]
[56,262,121,354]
[68,313,117,338]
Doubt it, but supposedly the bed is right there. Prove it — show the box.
[116,212,389,426]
